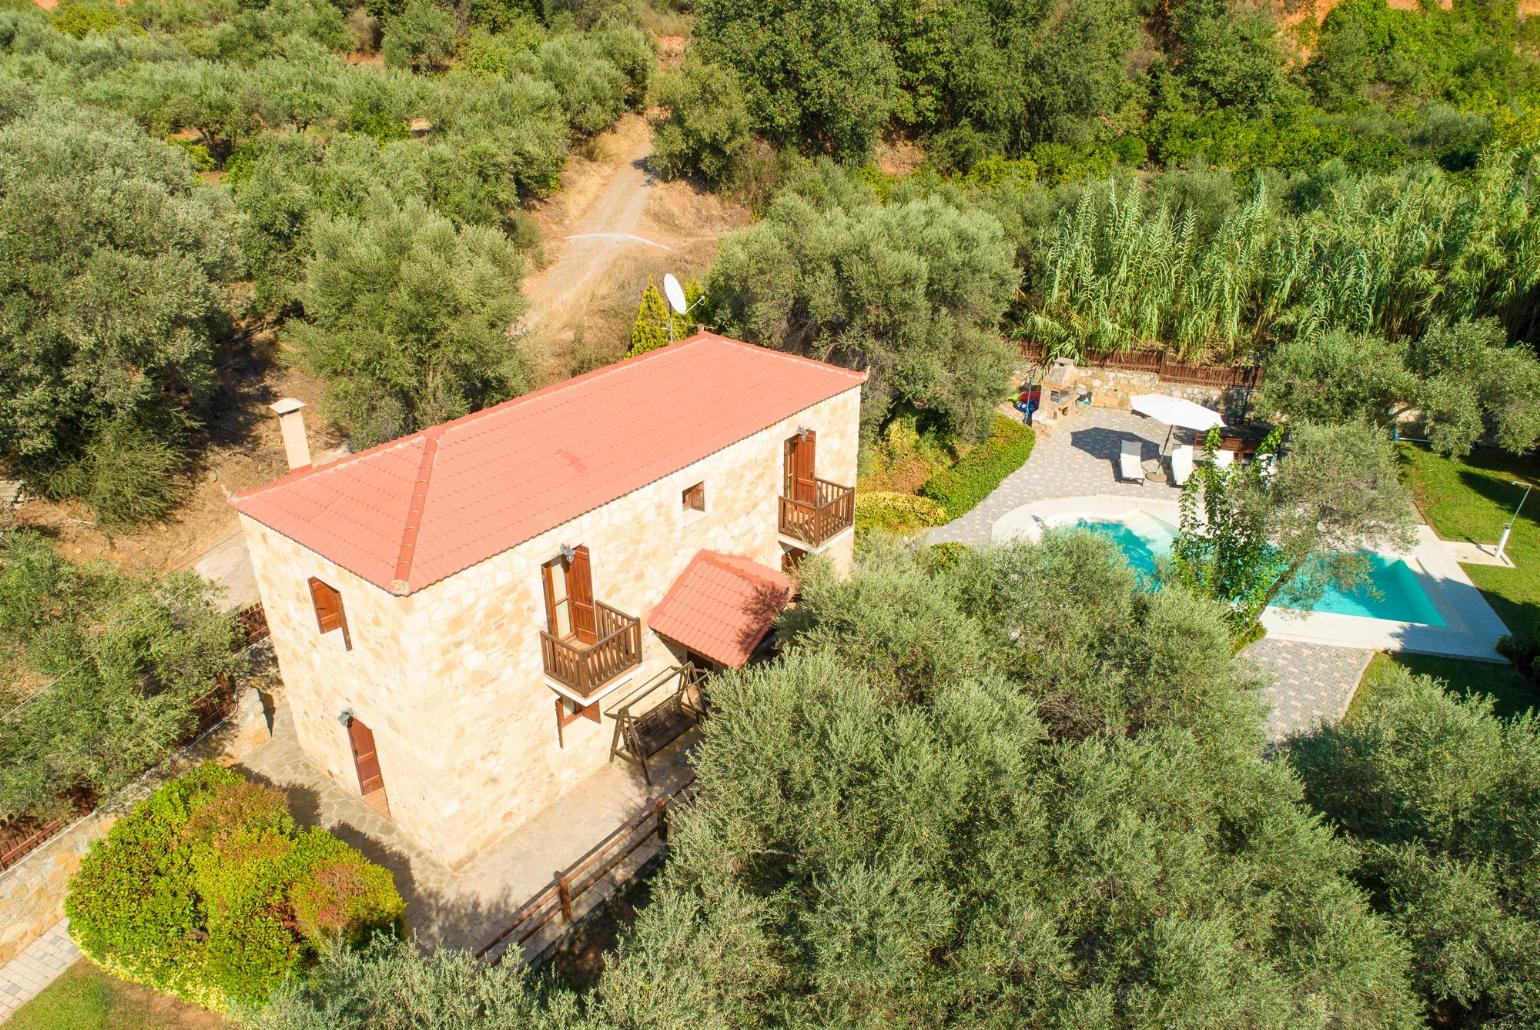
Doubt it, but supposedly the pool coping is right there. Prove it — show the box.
[990,495,1508,662]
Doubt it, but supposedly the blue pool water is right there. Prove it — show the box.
[1072,517,1447,626]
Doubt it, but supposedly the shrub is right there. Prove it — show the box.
[66,764,404,1014]
[919,416,1034,520]
[853,491,946,534]
[651,56,753,185]
[627,276,700,357]
[0,534,240,822]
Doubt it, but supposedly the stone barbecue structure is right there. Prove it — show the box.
[232,333,863,867]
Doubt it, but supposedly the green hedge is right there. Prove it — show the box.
[854,491,947,534]
[65,764,404,1014]
[919,416,1035,521]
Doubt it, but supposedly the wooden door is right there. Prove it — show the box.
[347,716,385,796]
[567,546,597,644]
[785,430,817,504]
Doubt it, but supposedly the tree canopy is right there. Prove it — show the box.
[1257,319,1540,457]
[1289,669,1540,1027]
[708,172,1017,440]
[0,103,238,524]
[288,196,529,448]
[0,0,652,521]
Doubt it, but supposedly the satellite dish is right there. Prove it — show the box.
[663,273,688,316]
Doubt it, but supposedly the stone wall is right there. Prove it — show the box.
[1016,361,1251,417]
[241,386,862,868]
[0,681,274,966]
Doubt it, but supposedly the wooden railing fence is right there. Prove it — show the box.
[477,775,697,964]
[1018,342,1260,389]
[778,479,855,546]
[540,602,643,698]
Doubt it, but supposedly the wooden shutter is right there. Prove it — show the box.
[786,431,817,504]
[683,482,705,512]
[347,716,385,795]
[307,577,351,650]
[567,545,597,645]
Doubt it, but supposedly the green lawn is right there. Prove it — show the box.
[1397,441,1540,638]
[1349,652,1538,723]
[6,961,222,1030]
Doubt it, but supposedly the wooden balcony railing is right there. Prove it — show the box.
[778,479,855,547]
[540,602,642,698]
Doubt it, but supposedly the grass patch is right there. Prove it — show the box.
[7,960,224,1030]
[1396,442,1540,637]
[1349,652,1538,723]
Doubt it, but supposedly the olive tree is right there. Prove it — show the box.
[708,186,1017,440]
[288,196,529,447]
[1168,423,1418,630]
[0,533,240,821]
[588,540,1419,1027]
[1257,319,1540,457]
[0,104,239,524]
[1288,670,1540,1027]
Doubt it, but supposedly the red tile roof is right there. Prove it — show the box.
[648,551,791,668]
[231,333,864,595]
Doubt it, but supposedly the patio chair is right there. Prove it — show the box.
[1169,444,1194,486]
[1213,450,1236,470]
[1119,438,1145,483]
[1255,453,1278,481]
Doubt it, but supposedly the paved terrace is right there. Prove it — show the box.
[237,701,693,955]
[930,408,1184,547]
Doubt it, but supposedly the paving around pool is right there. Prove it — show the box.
[993,494,1508,661]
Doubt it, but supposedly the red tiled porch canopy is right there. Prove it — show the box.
[648,551,792,669]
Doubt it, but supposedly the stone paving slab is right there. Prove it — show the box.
[930,407,1184,546]
[1245,638,1373,742]
[0,919,80,1022]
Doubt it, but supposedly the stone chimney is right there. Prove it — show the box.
[269,398,312,470]
[1044,356,1077,387]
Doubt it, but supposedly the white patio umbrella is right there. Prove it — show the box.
[1130,394,1225,453]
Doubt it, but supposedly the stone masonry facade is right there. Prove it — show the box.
[240,386,861,868]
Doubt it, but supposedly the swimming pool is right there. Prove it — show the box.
[1072,515,1448,627]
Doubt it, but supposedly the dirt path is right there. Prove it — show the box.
[518,114,752,366]
[520,115,665,340]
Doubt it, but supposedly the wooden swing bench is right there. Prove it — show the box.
[608,664,708,784]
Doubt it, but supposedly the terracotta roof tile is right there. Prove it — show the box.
[647,551,791,668]
[231,333,864,594]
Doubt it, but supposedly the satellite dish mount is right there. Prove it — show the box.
[662,273,704,346]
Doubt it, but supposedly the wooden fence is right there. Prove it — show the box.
[0,603,268,875]
[477,775,697,964]
[1018,342,1260,389]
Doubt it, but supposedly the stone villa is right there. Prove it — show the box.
[231,332,863,867]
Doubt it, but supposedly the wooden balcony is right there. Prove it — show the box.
[778,479,855,547]
[540,602,642,698]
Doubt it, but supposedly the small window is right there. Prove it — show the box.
[307,576,352,651]
[682,482,706,513]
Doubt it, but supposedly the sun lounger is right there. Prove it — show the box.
[1169,444,1194,486]
[1119,438,1145,483]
